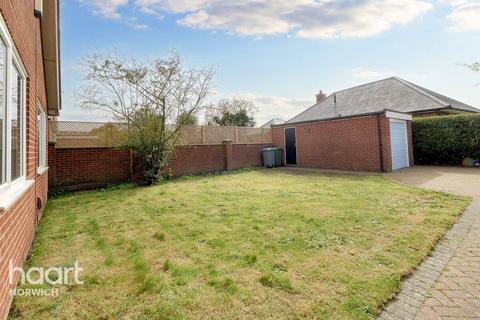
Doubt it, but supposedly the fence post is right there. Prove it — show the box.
[235,127,239,143]
[201,126,206,144]
[223,139,233,171]
[106,124,113,146]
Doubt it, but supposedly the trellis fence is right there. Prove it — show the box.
[48,121,272,149]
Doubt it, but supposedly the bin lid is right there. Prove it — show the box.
[263,148,277,151]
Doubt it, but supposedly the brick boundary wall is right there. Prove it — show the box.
[272,114,413,172]
[48,145,132,191]
[48,142,273,191]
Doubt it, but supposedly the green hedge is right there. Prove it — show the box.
[413,114,480,165]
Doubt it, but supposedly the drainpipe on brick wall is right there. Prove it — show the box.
[376,114,385,172]
[223,139,233,171]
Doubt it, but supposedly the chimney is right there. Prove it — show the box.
[316,90,327,104]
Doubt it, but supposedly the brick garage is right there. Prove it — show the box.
[48,142,273,191]
[272,111,414,172]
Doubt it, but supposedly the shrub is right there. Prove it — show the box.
[413,114,480,165]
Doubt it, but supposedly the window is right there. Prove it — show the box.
[11,63,22,180]
[0,37,5,185]
[37,104,46,171]
[0,16,27,195]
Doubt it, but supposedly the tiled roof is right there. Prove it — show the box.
[287,77,479,124]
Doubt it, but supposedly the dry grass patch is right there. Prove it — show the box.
[10,169,470,319]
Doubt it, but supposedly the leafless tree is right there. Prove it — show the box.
[77,52,214,184]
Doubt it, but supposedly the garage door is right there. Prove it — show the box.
[390,120,409,170]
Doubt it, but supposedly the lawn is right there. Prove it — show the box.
[10,169,469,319]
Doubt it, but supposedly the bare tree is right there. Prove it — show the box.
[77,52,214,184]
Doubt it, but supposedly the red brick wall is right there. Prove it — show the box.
[0,184,35,318]
[168,145,226,177]
[380,116,393,172]
[0,2,50,318]
[49,143,273,190]
[272,115,412,172]
[230,143,271,169]
[407,121,414,167]
[48,147,132,191]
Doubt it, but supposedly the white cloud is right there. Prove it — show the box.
[446,0,480,32]
[78,0,151,30]
[78,0,128,19]
[350,67,428,83]
[125,16,149,29]
[80,0,480,37]
[132,23,149,30]
[132,0,432,38]
[351,68,386,81]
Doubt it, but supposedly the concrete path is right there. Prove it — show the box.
[379,166,480,320]
[387,166,480,197]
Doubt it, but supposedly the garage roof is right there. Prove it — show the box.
[287,77,479,124]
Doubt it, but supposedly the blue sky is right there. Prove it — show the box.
[61,0,480,125]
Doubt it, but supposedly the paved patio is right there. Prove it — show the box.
[379,166,480,320]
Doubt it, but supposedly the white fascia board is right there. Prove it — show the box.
[386,111,412,121]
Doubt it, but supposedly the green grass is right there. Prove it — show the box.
[9,169,470,319]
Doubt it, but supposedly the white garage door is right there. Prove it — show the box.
[390,120,409,171]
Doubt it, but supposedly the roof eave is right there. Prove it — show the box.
[410,105,479,115]
[447,105,480,113]
[41,0,61,116]
[272,109,406,127]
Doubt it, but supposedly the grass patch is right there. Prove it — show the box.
[153,232,165,241]
[207,277,238,294]
[10,169,470,319]
[259,273,295,292]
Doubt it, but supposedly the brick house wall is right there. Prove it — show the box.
[272,114,413,172]
[0,1,50,319]
[48,143,273,191]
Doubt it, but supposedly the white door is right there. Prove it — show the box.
[390,120,409,170]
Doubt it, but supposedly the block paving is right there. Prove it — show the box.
[378,198,480,320]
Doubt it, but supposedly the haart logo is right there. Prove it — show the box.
[3,257,84,297]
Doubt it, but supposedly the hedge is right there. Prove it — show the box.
[413,114,480,165]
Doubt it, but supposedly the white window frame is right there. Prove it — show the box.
[37,102,47,174]
[0,14,29,206]
[0,35,5,188]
